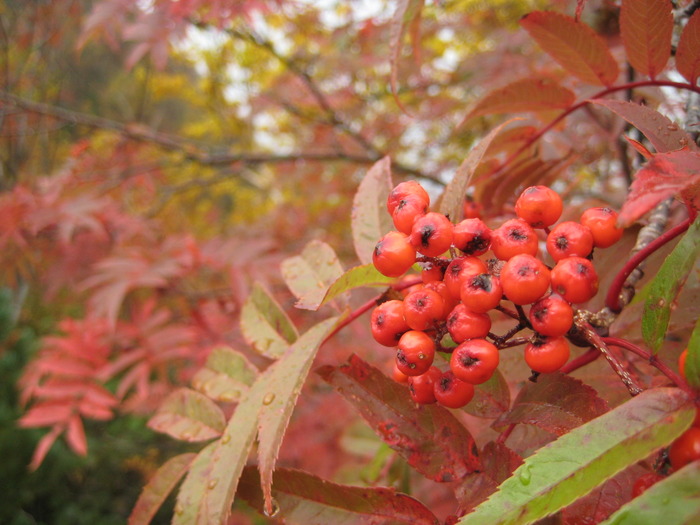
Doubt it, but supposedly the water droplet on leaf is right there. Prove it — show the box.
[263,392,276,405]
[519,466,532,485]
[208,478,218,489]
[264,498,280,517]
[221,433,231,444]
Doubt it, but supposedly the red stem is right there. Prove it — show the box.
[560,348,600,374]
[602,336,693,394]
[605,218,691,312]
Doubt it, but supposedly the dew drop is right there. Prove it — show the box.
[263,392,276,405]
[175,504,185,515]
[220,390,239,402]
[208,478,218,489]
[667,123,679,131]
[221,433,231,444]
[264,498,281,517]
[519,466,532,485]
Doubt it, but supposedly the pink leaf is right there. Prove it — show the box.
[66,414,88,456]
[29,426,64,471]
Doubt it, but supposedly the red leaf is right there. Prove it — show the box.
[619,150,700,227]
[676,10,700,85]
[620,0,673,79]
[19,401,74,428]
[465,77,576,121]
[389,0,425,114]
[520,11,619,86]
[317,355,480,482]
[29,426,63,471]
[590,99,699,154]
[66,414,88,456]
[493,373,608,436]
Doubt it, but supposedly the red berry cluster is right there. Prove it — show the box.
[371,182,624,409]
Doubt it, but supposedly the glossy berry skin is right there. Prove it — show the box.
[460,273,503,313]
[581,207,623,248]
[444,257,488,299]
[373,231,417,278]
[392,193,429,234]
[514,186,563,228]
[434,371,475,408]
[392,362,409,384]
[410,212,454,257]
[424,280,459,319]
[371,300,410,347]
[529,294,574,337]
[546,221,594,262]
[387,181,430,215]
[396,330,436,376]
[450,339,500,385]
[446,304,492,343]
[463,195,483,219]
[550,257,599,304]
[421,263,444,283]
[403,288,446,330]
[500,254,551,306]
[631,472,664,498]
[453,218,491,256]
[524,336,570,373]
[408,366,442,404]
[490,218,539,260]
[669,427,700,470]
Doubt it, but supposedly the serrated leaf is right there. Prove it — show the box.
[173,442,219,524]
[256,316,340,516]
[492,373,608,436]
[191,346,258,403]
[237,466,440,525]
[352,156,394,265]
[600,462,700,524]
[620,0,673,79]
[642,217,700,353]
[281,240,345,311]
[148,388,226,442]
[465,368,510,419]
[676,10,700,85]
[240,283,298,358]
[590,99,699,155]
[686,318,700,388]
[128,453,196,525]
[440,118,521,222]
[457,387,693,525]
[318,354,480,482]
[520,11,619,86]
[465,78,575,121]
[318,264,395,309]
[618,151,700,227]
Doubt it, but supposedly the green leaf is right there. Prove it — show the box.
[128,453,196,525]
[173,442,219,524]
[600,462,700,524]
[439,118,521,222]
[281,240,345,311]
[147,388,226,442]
[465,368,510,419]
[458,387,693,525]
[685,318,700,388]
[642,218,700,353]
[352,156,394,265]
[237,466,441,525]
[257,316,340,516]
[317,264,395,309]
[191,346,259,402]
[240,283,299,358]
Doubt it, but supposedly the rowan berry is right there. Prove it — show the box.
[403,288,446,330]
[490,218,539,260]
[581,207,623,248]
[421,262,444,283]
[500,254,551,305]
[524,336,570,373]
[444,256,488,299]
[371,300,410,347]
[408,366,442,404]
[514,185,563,228]
[463,195,483,219]
[387,181,430,216]
[546,221,594,262]
[373,231,417,277]
[392,193,429,235]
[396,330,436,376]
[392,362,409,384]
[460,273,503,313]
[434,371,475,409]
[669,427,700,470]
[529,294,573,337]
[450,338,500,385]
[550,257,599,304]
[453,218,491,256]
[631,472,664,498]
[424,280,459,319]
[446,304,491,343]
[410,212,454,257]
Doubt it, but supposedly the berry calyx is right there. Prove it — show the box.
[373,231,417,277]
[490,218,539,260]
[387,181,430,216]
[403,288,446,331]
[410,212,454,257]
[500,254,551,306]
[581,207,624,248]
[514,185,563,228]
[434,371,475,408]
[550,257,599,304]
[460,273,503,313]
[371,300,410,347]
[546,221,594,262]
[396,330,436,376]
[453,218,491,256]
[524,336,570,373]
[529,294,574,337]
[444,256,488,299]
[392,193,428,234]
[450,338,500,385]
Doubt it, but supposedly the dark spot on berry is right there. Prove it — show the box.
[555,235,568,250]
[509,227,528,241]
[460,355,479,367]
[517,264,533,277]
[471,273,491,292]
[420,225,434,247]
[462,234,488,254]
[532,305,548,321]
[577,262,589,275]
[438,376,451,392]
[375,313,385,326]
[396,350,408,366]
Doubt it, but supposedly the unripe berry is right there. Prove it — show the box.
[410,212,454,257]
[387,181,430,216]
[500,254,551,305]
[546,221,594,262]
[446,304,491,343]
[371,300,410,347]
[550,257,599,304]
[460,273,503,313]
[524,336,570,373]
[514,186,563,228]
[434,371,475,409]
[490,218,539,260]
[373,231,417,277]
[529,294,574,337]
[403,288,446,330]
[453,218,491,256]
[396,330,436,376]
[581,207,624,248]
[408,366,442,404]
[450,338,500,385]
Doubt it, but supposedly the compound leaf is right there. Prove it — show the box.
[148,387,226,442]
[241,283,298,358]
[620,0,673,78]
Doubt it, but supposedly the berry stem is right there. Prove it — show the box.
[602,336,693,394]
[605,217,691,313]
[495,304,519,320]
[560,348,600,374]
